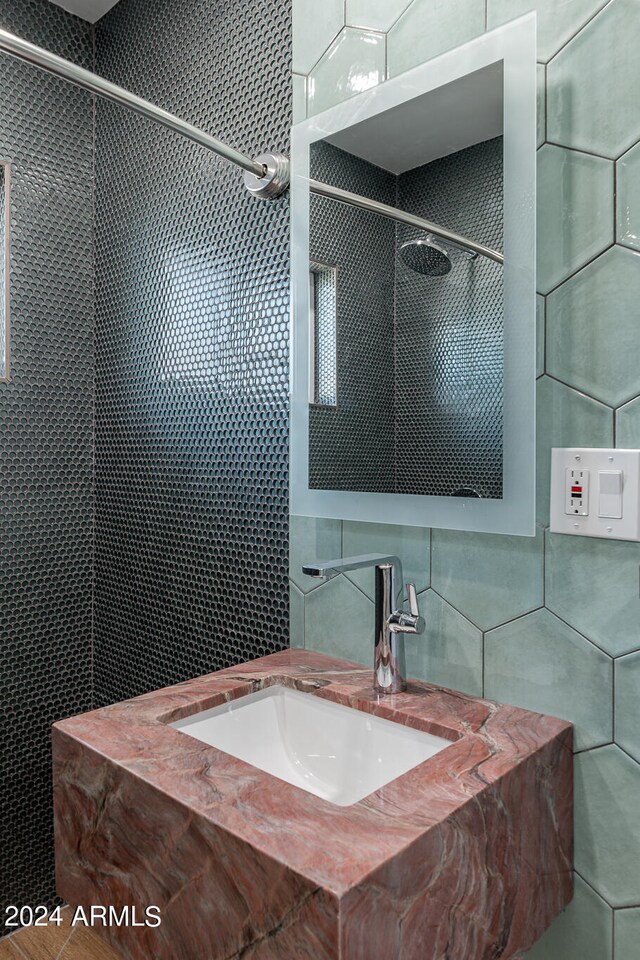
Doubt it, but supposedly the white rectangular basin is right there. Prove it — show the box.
[170,685,451,806]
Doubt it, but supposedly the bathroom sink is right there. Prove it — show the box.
[54,650,573,960]
[171,684,450,805]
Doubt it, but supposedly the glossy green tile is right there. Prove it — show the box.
[387,0,485,78]
[617,396,640,448]
[536,145,613,295]
[537,63,546,148]
[537,144,614,293]
[308,28,385,117]
[615,908,640,960]
[615,651,640,763]
[292,73,307,124]
[617,140,640,252]
[342,521,430,602]
[289,514,341,594]
[547,0,640,159]
[431,527,543,631]
[290,583,305,648]
[536,294,545,377]
[547,247,640,406]
[346,0,413,32]
[546,532,640,657]
[292,0,344,74]
[536,377,613,525]
[526,874,612,960]
[485,609,612,751]
[405,590,482,696]
[487,0,609,63]
[304,574,374,666]
[574,745,640,906]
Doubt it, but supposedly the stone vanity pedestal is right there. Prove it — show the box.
[53,650,572,959]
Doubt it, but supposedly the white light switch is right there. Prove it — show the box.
[550,449,640,541]
[598,470,623,519]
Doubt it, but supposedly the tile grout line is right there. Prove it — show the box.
[541,292,547,377]
[541,240,616,300]
[387,0,419,37]
[541,372,616,412]
[541,524,546,609]
[54,922,76,960]
[543,61,548,144]
[544,0,616,66]
[615,741,640,768]
[543,606,616,661]
[573,740,613,756]
[613,145,618,252]
[611,657,616,762]
[6,937,29,960]
[543,138,617,163]
[429,584,487,632]
[572,873,640,941]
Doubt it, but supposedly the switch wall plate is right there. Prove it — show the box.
[550,448,640,542]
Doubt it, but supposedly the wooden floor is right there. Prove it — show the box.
[0,909,121,960]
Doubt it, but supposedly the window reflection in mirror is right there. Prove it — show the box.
[309,261,337,407]
[0,162,10,382]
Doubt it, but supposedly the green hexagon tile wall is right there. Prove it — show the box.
[290,2,640,958]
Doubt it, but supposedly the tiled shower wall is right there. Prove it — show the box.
[290,1,640,958]
[0,0,291,930]
[93,0,291,705]
[309,141,396,493]
[395,137,503,498]
[0,1,94,933]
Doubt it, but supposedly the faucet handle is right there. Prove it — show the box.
[388,584,425,636]
[406,583,419,617]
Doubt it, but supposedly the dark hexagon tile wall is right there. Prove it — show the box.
[93,0,291,705]
[1,0,292,932]
[395,137,504,499]
[309,140,396,494]
[308,136,502,499]
[0,1,94,935]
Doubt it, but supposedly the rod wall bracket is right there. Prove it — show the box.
[243,152,290,199]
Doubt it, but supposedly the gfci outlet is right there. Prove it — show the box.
[550,448,640,542]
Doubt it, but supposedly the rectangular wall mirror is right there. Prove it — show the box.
[291,15,537,535]
[0,162,10,382]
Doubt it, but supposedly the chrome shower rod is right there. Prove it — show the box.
[0,26,289,197]
[308,179,504,265]
[0,27,503,263]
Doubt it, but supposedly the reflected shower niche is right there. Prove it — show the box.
[291,16,537,535]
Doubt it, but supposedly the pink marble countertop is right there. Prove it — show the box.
[53,649,573,902]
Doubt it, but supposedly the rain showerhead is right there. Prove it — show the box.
[399,236,453,277]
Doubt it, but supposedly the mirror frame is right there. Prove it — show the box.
[291,15,537,535]
[0,161,10,383]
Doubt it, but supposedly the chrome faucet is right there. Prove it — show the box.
[302,554,425,694]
